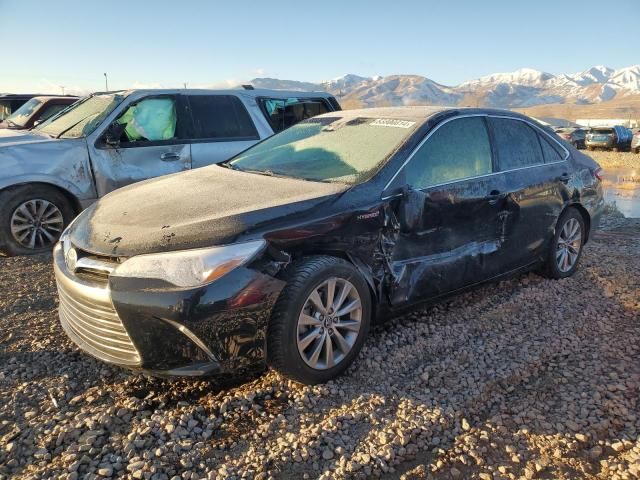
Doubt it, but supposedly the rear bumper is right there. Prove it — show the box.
[53,243,285,376]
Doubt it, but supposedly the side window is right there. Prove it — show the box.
[539,134,564,163]
[187,95,258,140]
[116,97,178,144]
[260,98,331,133]
[405,117,493,189]
[489,118,543,170]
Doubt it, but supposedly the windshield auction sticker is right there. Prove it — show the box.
[370,119,416,128]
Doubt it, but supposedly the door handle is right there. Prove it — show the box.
[559,172,570,184]
[160,152,181,162]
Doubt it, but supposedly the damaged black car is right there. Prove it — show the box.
[53,107,605,384]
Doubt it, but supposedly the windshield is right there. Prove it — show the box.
[36,94,124,138]
[6,98,43,127]
[229,116,417,184]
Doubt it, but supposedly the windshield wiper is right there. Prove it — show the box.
[7,119,20,128]
[55,117,88,138]
[237,168,275,177]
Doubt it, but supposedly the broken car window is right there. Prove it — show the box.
[37,94,124,139]
[490,118,544,170]
[260,98,330,133]
[229,116,417,184]
[405,117,492,188]
[117,98,177,142]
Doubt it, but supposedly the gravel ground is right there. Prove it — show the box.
[1,213,639,479]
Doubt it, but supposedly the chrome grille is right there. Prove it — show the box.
[56,258,141,366]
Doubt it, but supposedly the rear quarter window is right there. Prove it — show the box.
[259,98,331,133]
[538,134,565,163]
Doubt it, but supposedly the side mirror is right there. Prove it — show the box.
[104,122,125,147]
[398,187,427,232]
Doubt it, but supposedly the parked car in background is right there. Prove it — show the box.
[585,125,633,151]
[0,88,340,255]
[554,127,586,149]
[53,107,604,384]
[631,130,640,153]
[0,94,41,120]
[0,96,78,130]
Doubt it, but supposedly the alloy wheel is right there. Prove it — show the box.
[10,199,64,249]
[296,277,362,370]
[556,217,582,273]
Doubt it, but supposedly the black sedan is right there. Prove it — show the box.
[53,107,605,384]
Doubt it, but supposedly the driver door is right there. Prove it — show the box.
[89,95,192,196]
[386,116,511,306]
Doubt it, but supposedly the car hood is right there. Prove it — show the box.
[0,129,53,146]
[68,166,349,257]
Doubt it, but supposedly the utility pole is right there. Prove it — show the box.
[103,73,109,92]
[183,81,188,89]
[60,86,65,95]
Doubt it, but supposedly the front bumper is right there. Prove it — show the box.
[53,243,285,376]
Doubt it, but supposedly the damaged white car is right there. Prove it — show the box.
[0,88,340,255]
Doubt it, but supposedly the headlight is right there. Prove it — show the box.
[111,240,266,288]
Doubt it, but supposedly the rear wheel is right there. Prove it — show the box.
[267,256,371,384]
[0,185,75,256]
[542,208,585,279]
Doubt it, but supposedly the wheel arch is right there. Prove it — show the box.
[563,202,592,243]
[279,249,379,320]
[0,181,83,215]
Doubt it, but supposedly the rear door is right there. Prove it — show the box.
[186,94,261,169]
[387,116,508,305]
[486,116,568,269]
[89,94,192,196]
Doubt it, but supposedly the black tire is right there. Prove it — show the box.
[267,255,371,384]
[542,208,586,279]
[0,184,75,256]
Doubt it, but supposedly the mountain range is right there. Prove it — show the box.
[249,66,640,116]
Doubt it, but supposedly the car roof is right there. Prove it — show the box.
[32,95,79,101]
[100,88,336,99]
[0,93,74,99]
[311,106,536,125]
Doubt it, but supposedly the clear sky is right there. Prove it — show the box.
[2,0,638,94]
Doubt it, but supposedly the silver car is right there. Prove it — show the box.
[0,88,340,255]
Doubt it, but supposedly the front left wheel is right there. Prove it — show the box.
[0,185,75,256]
[267,256,371,384]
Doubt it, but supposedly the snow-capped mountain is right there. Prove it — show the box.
[248,65,640,110]
[458,68,555,88]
